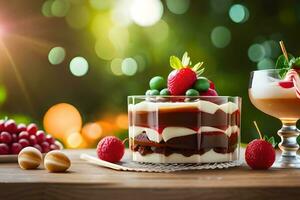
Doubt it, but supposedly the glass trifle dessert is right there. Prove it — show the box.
[128,53,241,163]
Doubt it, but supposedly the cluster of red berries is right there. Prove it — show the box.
[0,118,60,155]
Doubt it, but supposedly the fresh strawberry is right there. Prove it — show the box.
[245,121,276,170]
[168,68,197,95]
[278,80,294,89]
[167,52,205,95]
[245,139,275,170]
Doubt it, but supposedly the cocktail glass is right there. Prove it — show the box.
[249,69,300,168]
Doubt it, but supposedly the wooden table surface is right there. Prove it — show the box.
[1,149,300,200]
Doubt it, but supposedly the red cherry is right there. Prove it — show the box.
[11,133,18,142]
[41,141,50,153]
[245,139,275,170]
[209,80,215,90]
[11,142,22,154]
[200,88,218,96]
[0,132,12,144]
[36,131,46,143]
[278,81,294,89]
[0,143,9,155]
[27,123,38,135]
[18,131,29,140]
[50,144,59,151]
[18,138,30,148]
[33,144,42,152]
[168,68,197,95]
[4,120,17,133]
[17,123,27,133]
[29,135,38,145]
[0,120,5,132]
[45,135,55,144]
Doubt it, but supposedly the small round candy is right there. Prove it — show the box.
[185,89,200,96]
[149,89,160,96]
[44,150,71,173]
[145,89,151,96]
[18,147,42,170]
[160,88,170,95]
[193,77,210,92]
[149,76,166,90]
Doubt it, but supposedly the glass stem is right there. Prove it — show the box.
[278,121,300,157]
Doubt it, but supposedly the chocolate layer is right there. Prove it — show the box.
[131,132,238,157]
[129,108,240,132]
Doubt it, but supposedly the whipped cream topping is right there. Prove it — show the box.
[129,125,240,143]
[128,100,239,114]
[132,149,238,163]
[250,73,297,99]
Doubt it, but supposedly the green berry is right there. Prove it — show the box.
[149,89,160,96]
[160,88,170,95]
[185,89,199,96]
[145,90,152,95]
[193,77,210,92]
[149,76,166,90]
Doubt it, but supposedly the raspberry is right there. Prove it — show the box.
[19,139,30,148]
[200,88,218,96]
[17,123,27,133]
[96,136,125,163]
[245,139,275,170]
[0,132,12,144]
[4,120,17,133]
[11,142,22,154]
[36,131,46,143]
[209,80,215,90]
[18,131,29,140]
[0,143,9,155]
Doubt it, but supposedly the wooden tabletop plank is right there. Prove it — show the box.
[0,149,300,200]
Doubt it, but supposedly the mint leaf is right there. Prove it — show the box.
[170,56,182,70]
[290,57,300,68]
[276,54,294,79]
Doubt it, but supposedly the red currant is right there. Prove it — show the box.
[27,123,38,135]
[33,144,42,152]
[0,143,9,155]
[11,142,22,154]
[19,138,30,148]
[17,123,27,133]
[45,135,55,144]
[36,131,46,143]
[0,132,12,144]
[29,135,37,145]
[41,141,50,153]
[18,131,29,140]
[4,120,17,133]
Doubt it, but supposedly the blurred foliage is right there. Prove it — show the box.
[1,0,300,146]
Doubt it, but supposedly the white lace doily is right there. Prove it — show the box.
[80,154,241,173]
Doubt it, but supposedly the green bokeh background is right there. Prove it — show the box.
[1,0,300,146]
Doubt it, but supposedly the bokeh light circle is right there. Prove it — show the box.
[43,103,82,140]
[145,20,169,44]
[110,58,123,76]
[130,0,164,27]
[89,0,112,10]
[121,58,138,76]
[166,0,190,15]
[111,0,132,27]
[69,57,89,77]
[67,132,83,148]
[51,0,70,17]
[82,123,102,140]
[257,58,274,70]
[211,26,231,48]
[42,0,54,17]
[48,47,66,65]
[95,39,117,61]
[248,43,266,62]
[229,4,249,23]
[66,5,90,29]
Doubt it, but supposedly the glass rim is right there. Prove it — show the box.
[250,68,281,73]
[128,95,241,99]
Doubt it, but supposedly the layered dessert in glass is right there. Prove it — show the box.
[128,96,241,163]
